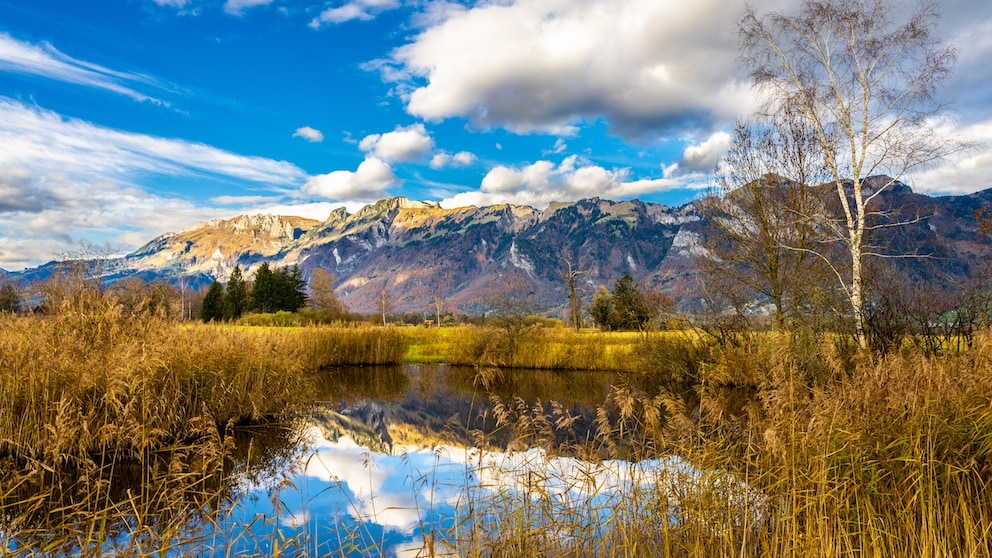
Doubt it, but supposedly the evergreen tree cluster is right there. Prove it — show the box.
[199,264,307,323]
[249,263,307,314]
[223,266,248,321]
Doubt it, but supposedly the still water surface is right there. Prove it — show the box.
[4,364,753,556]
[208,364,693,556]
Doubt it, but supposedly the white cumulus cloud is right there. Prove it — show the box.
[0,168,226,270]
[293,126,325,143]
[303,157,398,200]
[380,0,755,140]
[680,131,732,173]
[906,118,992,195]
[430,150,477,169]
[310,0,401,27]
[359,123,434,163]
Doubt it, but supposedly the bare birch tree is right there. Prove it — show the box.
[740,0,960,348]
[429,271,453,326]
[430,287,446,325]
[378,288,392,326]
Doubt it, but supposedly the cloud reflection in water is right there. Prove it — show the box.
[224,425,764,556]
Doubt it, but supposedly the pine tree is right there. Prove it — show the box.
[281,265,307,312]
[223,265,248,321]
[611,274,649,331]
[249,263,307,313]
[250,263,275,313]
[200,280,224,322]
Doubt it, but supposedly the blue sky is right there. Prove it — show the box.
[0,0,990,270]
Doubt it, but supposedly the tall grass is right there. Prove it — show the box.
[5,303,992,556]
[294,324,409,367]
[0,313,411,461]
[436,331,992,556]
[3,318,282,463]
[0,307,409,555]
[729,336,992,557]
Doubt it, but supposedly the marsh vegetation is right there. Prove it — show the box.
[2,292,991,556]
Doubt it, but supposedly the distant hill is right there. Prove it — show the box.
[8,183,992,316]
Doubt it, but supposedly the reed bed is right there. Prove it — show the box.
[0,309,409,556]
[216,330,992,557]
[730,338,992,557]
[421,331,992,557]
[0,313,410,461]
[4,305,992,556]
[297,323,409,367]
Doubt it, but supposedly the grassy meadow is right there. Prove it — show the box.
[2,305,992,556]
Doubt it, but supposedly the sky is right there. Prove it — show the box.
[0,0,990,271]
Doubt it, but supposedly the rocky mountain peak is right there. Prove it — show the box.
[352,197,436,222]
[180,214,320,242]
[322,207,350,227]
[229,214,300,240]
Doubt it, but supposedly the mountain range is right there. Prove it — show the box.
[6,181,992,316]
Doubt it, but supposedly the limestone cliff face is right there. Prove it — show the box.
[128,214,320,281]
[228,214,305,241]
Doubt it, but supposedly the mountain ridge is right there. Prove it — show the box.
[6,185,992,316]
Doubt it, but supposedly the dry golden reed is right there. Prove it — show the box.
[453,331,992,557]
[4,303,992,556]
[443,326,672,371]
[0,307,410,556]
[0,314,410,463]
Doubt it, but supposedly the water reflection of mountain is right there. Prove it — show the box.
[311,364,674,455]
[310,402,395,453]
